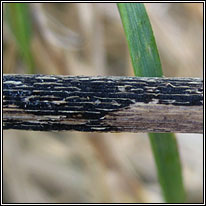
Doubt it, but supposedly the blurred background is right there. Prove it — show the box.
[3,3,203,203]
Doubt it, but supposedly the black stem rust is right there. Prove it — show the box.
[3,74,203,133]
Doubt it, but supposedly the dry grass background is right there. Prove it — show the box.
[3,3,203,203]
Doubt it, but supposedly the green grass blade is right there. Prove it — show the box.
[149,133,185,202]
[118,3,185,203]
[118,3,162,77]
[5,3,35,73]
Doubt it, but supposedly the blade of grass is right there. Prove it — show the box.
[149,133,185,202]
[118,3,185,203]
[5,3,35,73]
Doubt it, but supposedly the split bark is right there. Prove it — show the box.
[3,74,203,133]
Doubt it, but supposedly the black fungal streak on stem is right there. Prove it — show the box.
[3,74,203,133]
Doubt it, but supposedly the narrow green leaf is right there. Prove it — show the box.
[149,133,185,202]
[118,3,162,77]
[118,3,185,203]
[5,3,35,73]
